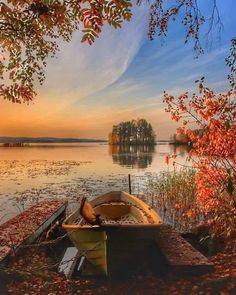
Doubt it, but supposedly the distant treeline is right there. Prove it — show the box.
[109,119,155,145]
[0,137,106,144]
[3,142,29,147]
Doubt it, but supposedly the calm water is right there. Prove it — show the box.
[0,143,189,224]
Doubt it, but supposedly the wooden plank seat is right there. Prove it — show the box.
[94,203,131,220]
[155,224,214,275]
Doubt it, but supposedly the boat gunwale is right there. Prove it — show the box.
[62,191,162,231]
[62,223,162,230]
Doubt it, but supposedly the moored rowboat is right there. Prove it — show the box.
[62,191,162,277]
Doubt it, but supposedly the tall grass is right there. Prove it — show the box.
[145,168,200,232]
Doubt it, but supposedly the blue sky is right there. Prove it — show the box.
[0,0,235,139]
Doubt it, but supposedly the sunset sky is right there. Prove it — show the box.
[0,1,235,140]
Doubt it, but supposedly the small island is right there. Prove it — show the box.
[108,118,155,145]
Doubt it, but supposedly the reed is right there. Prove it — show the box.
[145,168,200,231]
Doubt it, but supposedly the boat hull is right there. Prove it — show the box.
[67,227,107,275]
[63,191,162,277]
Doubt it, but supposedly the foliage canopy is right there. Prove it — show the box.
[0,0,132,103]
[0,0,226,103]
[164,78,236,235]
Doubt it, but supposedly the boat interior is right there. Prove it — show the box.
[63,191,161,228]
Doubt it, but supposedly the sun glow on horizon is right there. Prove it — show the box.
[0,1,235,140]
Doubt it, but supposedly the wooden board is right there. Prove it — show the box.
[0,200,67,266]
[155,224,214,275]
[58,247,79,278]
[95,203,131,219]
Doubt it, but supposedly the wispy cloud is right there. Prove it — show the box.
[40,5,149,101]
[1,1,235,138]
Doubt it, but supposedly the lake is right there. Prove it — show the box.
[0,143,189,224]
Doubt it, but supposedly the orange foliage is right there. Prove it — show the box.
[164,80,236,234]
[0,0,132,103]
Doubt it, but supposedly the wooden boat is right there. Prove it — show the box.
[62,191,162,277]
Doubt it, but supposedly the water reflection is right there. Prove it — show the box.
[0,143,191,225]
[109,145,155,169]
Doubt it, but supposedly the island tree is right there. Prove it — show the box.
[109,118,155,145]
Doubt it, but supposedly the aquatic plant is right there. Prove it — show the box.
[145,168,199,232]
